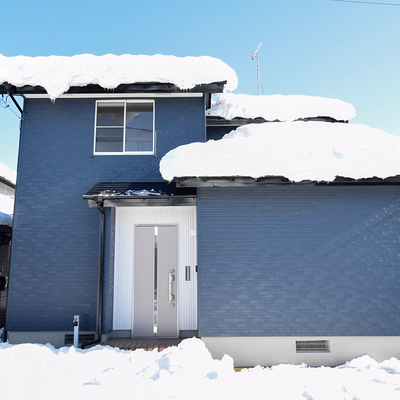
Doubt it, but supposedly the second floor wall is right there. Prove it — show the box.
[18,95,206,186]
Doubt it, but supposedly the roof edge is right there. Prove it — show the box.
[206,115,349,126]
[0,176,16,189]
[176,175,400,187]
[0,81,227,97]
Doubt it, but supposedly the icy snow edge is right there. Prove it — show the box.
[0,53,238,100]
[0,210,12,227]
[160,121,400,182]
[207,93,356,122]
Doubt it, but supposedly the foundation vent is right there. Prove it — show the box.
[296,340,330,353]
[64,334,95,346]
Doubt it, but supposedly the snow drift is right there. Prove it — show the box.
[0,338,399,400]
[0,54,238,99]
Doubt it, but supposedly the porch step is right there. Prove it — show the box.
[100,337,183,352]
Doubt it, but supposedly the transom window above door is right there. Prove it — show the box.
[94,100,155,155]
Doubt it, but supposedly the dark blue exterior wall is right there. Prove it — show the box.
[197,186,400,337]
[7,96,206,333]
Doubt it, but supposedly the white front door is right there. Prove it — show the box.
[113,207,197,335]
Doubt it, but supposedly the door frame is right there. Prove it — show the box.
[112,207,198,335]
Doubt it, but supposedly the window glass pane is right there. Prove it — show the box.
[95,128,123,152]
[125,103,153,152]
[97,103,124,127]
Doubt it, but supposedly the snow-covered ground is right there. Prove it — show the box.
[0,53,238,100]
[0,338,399,400]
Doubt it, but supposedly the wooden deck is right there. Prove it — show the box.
[100,337,184,352]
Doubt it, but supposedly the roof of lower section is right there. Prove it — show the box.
[83,182,196,207]
[160,121,400,183]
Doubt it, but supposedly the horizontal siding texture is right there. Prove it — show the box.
[197,186,400,337]
[7,96,205,333]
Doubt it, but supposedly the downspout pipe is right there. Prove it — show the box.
[82,203,105,349]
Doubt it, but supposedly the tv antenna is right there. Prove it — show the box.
[251,42,262,95]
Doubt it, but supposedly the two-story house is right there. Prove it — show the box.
[1,54,399,367]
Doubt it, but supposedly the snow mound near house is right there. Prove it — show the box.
[207,93,356,122]
[1,338,400,399]
[0,54,238,99]
[0,162,16,185]
[160,121,400,182]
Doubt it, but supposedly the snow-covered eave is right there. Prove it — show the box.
[0,175,16,189]
[206,115,350,127]
[206,93,356,122]
[82,181,197,208]
[0,211,12,228]
[175,175,400,187]
[0,53,238,99]
[1,80,228,98]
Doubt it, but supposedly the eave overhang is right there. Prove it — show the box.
[0,176,15,189]
[83,182,197,207]
[0,81,227,98]
[206,115,349,127]
[176,175,400,187]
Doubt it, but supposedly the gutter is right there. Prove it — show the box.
[82,203,105,349]
[5,84,23,116]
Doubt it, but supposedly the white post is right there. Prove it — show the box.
[73,315,79,348]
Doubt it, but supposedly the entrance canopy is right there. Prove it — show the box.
[83,182,197,207]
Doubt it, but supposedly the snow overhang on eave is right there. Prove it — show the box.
[0,81,227,98]
[0,176,16,189]
[83,182,197,208]
[205,115,349,127]
[175,175,400,187]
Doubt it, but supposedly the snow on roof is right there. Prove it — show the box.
[206,93,356,122]
[0,210,12,227]
[0,54,238,99]
[0,189,14,211]
[160,121,400,183]
[0,162,16,185]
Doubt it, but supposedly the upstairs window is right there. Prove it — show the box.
[94,100,155,155]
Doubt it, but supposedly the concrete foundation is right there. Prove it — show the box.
[201,336,400,367]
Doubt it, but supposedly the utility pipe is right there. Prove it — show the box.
[73,315,79,348]
[82,203,105,349]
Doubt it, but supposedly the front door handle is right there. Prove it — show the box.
[169,269,175,303]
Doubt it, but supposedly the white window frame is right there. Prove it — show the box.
[94,99,155,155]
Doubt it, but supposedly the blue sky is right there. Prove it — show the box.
[1,0,399,171]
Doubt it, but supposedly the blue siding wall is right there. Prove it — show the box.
[197,186,400,337]
[7,96,205,333]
